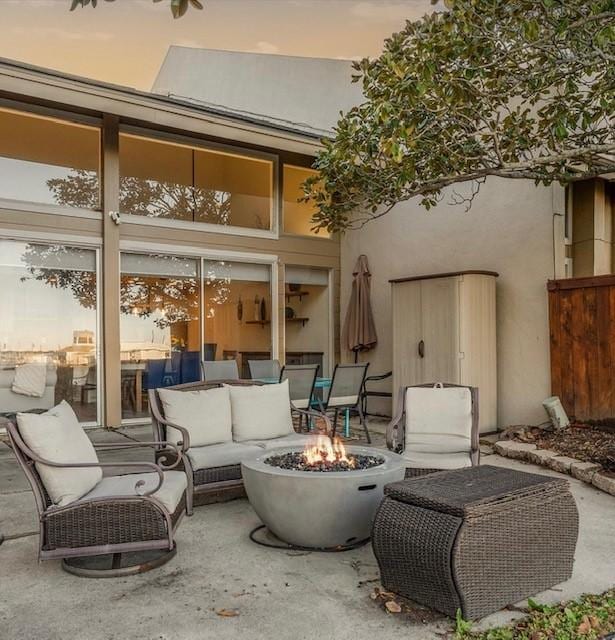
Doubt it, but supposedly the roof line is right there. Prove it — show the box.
[0,56,328,141]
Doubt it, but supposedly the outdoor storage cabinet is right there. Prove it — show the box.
[372,466,579,620]
[390,270,497,433]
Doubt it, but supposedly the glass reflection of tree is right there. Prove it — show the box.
[204,261,231,319]
[46,169,231,224]
[22,245,232,331]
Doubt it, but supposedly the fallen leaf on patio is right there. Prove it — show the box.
[385,600,402,613]
[216,608,240,617]
[577,616,591,634]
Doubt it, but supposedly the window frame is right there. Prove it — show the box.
[0,99,102,218]
[118,125,280,240]
[0,229,103,429]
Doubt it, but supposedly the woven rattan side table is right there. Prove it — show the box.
[372,466,579,619]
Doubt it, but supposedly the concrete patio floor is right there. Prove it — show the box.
[1,420,614,640]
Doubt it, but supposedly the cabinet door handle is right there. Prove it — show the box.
[418,340,425,358]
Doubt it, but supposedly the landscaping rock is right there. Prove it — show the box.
[527,449,559,466]
[570,461,602,483]
[494,441,536,460]
[592,472,615,496]
[546,455,577,474]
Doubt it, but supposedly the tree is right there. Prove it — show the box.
[303,0,615,233]
[69,0,203,19]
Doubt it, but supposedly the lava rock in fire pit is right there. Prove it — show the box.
[265,451,385,472]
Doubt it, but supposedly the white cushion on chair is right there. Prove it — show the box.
[158,386,232,447]
[244,432,321,450]
[227,380,294,442]
[187,442,263,470]
[403,386,473,469]
[17,400,102,506]
[12,363,47,397]
[82,470,187,515]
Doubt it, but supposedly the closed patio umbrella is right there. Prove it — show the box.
[342,254,377,362]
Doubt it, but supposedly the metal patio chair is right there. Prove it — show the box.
[279,363,319,432]
[386,382,480,477]
[320,363,370,443]
[202,359,239,381]
[248,359,281,380]
[6,419,186,577]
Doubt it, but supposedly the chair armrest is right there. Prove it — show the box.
[291,404,333,435]
[94,440,183,470]
[151,418,191,453]
[24,454,165,496]
[365,371,393,383]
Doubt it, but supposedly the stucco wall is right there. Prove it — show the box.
[341,178,564,429]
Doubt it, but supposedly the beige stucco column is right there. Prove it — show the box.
[101,115,122,427]
[572,178,613,276]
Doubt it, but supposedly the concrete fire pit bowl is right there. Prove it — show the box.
[241,445,406,549]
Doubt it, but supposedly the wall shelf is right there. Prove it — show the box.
[287,317,309,327]
[285,291,310,301]
[245,317,310,328]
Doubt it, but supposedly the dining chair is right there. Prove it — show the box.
[180,351,201,384]
[321,363,370,443]
[248,359,281,380]
[202,359,239,381]
[279,364,319,432]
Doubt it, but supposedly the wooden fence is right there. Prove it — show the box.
[548,274,615,421]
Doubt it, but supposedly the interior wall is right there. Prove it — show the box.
[341,178,564,428]
[285,284,330,371]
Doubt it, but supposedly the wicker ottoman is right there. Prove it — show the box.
[372,466,579,619]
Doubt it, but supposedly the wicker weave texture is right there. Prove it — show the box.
[43,495,185,551]
[373,497,463,615]
[453,490,578,619]
[372,467,579,619]
[193,464,243,485]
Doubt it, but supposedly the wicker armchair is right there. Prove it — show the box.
[7,419,186,577]
[386,382,480,477]
[149,380,330,514]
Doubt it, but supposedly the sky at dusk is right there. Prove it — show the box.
[0,0,434,91]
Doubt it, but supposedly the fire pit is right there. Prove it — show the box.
[241,436,405,550]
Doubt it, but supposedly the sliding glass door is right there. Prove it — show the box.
[119,253,201,421]
[0,239,100,424]
[119,251,273,421]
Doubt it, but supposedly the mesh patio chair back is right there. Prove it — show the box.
[202,359,239,381]
[325,363,369,409]
[280,364,318,409]
[248,359,281,380]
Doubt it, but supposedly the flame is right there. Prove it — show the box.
[303,435,355,467]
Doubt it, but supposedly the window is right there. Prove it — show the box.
[282,165,329,238]
[0,240,99,424]
[284,266,331,375]
[0,107,100,209]
[119,133,274,231]
[120,253,201,421]
[203,260,272,379]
